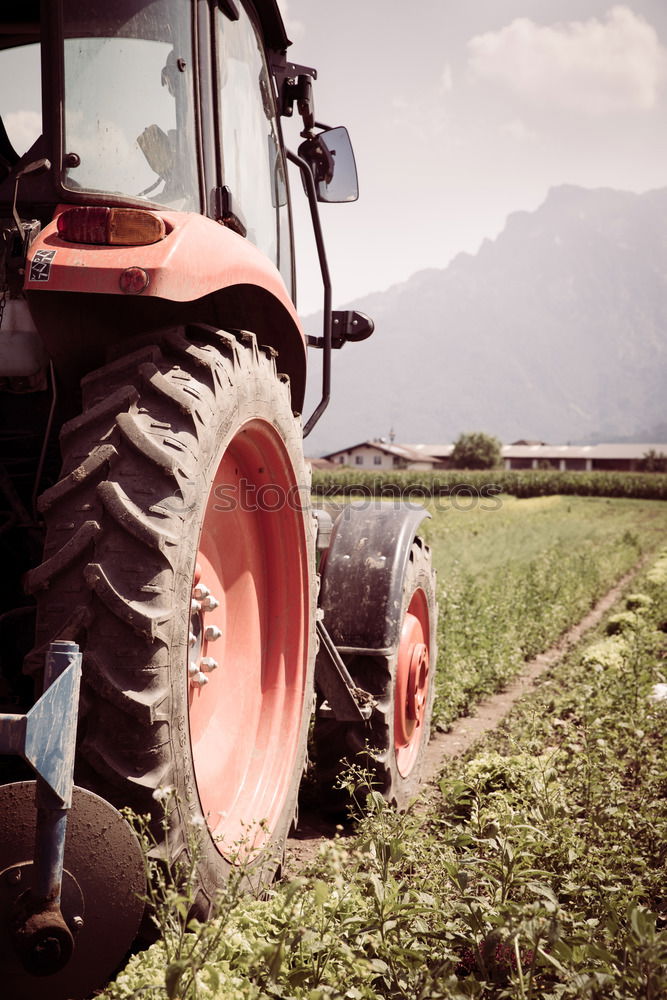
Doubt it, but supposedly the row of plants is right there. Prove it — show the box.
[431,526,644,728]
[104,546,667,999]
[312,468,667,501]
[418,495,665,728]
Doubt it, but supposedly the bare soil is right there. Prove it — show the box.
[286,560,643,872]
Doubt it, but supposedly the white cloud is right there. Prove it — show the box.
[467,6,667,114]
[64,110,139,192]
[4,110,41,156]
[502,118,537,142]
[280,1,305,44]
[389,95,449,142]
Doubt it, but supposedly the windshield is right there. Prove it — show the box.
[61,0,199,210]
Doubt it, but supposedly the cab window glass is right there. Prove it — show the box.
[62,0,198,210]
[0,43,41,159]
[216,5,291,285]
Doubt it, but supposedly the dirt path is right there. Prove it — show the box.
[286,560,643,870]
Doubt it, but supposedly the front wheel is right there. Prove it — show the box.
[316,534,437,810]
[26,326,316,904]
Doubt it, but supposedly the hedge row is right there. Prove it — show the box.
[311,468,667,500]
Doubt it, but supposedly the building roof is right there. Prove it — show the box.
[403,444,453,459]
[499,443,667,460]
[322,440,430,463]
[329,441,667,462]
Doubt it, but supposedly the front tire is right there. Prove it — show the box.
[26,325,316,903]
[316,536,437,811]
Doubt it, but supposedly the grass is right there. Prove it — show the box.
[103,543,667,998]
[420,495,667,726]
[101,499,667,999]
[418,495,664,579]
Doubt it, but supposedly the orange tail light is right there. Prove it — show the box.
[57,207,166,246]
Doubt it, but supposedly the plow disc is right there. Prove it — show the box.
[0,782,146,1000]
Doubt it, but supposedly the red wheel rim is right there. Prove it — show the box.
[187,419,310,859]
[394,587,430,778]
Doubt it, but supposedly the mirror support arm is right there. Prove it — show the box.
[287,148,332,438]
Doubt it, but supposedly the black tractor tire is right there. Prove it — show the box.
[315,536,437,812]
[25,325,316,906]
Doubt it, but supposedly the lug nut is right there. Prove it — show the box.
[200,657,218,672]
[190,671,208,688]
[193,583,210,600]
[191,598,202,614]
[202,594,219,611]
[72,916,84,931]
[204,625,222,642]
[189,631,197,648]
[188,661,199,677]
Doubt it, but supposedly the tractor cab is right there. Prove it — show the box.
[0,1,367,432]
[0,0,359,285]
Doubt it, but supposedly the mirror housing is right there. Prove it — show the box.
[307,310,374,350]
[298,126,358,204]
[332,309,374,346]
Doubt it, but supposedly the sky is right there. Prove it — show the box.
[2,2,665,316]
[280,1,667,313]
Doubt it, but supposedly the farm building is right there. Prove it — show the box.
[500,443,667,472]
[321,440,667,472]
[321,440,435,470]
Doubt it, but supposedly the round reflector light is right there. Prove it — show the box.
[119,267,149,294]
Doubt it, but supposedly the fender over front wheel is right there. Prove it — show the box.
[315,509,437,811]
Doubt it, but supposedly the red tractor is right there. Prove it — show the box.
[0,2,437,997]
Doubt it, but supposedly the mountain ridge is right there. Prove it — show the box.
[304,184,667,455]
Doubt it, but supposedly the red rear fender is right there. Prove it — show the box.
[26,208,298,312]
[24,208,308,409]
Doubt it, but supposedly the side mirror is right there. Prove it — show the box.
[298,126,358,204]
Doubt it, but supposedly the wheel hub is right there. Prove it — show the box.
[394,588,431,778]
[406,642,428,721]
[189,563,221,689]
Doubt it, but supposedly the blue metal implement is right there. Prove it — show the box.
[26,643,82,808]
[0,641,82,804]
[0,640,82,974]
[33,641,82,906]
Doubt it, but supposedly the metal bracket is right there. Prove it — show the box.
[0,642,82,806]
[269,53,318,118]
[313,508,333,552]
[315,619,374,722]
[213,185,248,238]
[307,310,375,350]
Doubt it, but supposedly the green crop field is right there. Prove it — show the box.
[103,498,667,1000]
[312,468,667,502]
[419,494,667,725]
[418,494,664,579]
[315,493,667,726]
